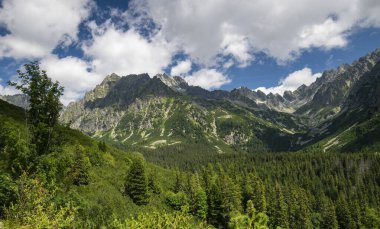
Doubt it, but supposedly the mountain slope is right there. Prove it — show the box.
[62,79,296,153]
[0,98,186,227]
[60,48,380,153]
[302,61,380,152]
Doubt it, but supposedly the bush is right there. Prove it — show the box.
[165,191,188,210]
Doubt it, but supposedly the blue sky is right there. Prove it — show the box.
[1,0,380,104]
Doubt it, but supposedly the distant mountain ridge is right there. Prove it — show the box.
[59,48,380,153]
[3,48,380,153]
[0,94,29,109]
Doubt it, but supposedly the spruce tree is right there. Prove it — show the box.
[272,182,289,229]
[320,196,338,229]
[207,181,223,227]
[70,145,91,186]
[244,173,266,213]
[336,194,354,229]
[189,173,207,219]
[125,158,149,205]
[218,173,242,226]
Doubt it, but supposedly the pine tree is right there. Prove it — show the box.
[70,145,91,186]
[207,181,223,227]
[218,173,242,227]
[174,171,185,193]
[336,194,354,229]
[125,158,149,205]
[349,199,362,228]
[244,172,266,213]
[148,173,161,194]
[288,187,312,229]
[271,182,289,229]
[229,200,269,229]
[189,173,207,219]
[320,196,338,229]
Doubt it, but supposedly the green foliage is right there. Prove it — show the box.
[270,182,289,229]
[4,173,76,228]
[98,141,108,152]
[336,193,354,229]
[110,206,210,229]
[1,88,380,228]
[229,200,269,229]
[188,173,208,219]
[70,145,91,186]
[320,196,338,229]
[243,172,266,213]
[148,173,161,194]
[0,172,16,217]
[0,122,30,176]
[125,157,149,205]
[363,207,380,228]
[9,61,64,156]
[165,191,188,210]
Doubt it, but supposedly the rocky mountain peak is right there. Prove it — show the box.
[84,73,121,103]
[101,73,121,84]
[155,73,188,92]
[0,94,29,109]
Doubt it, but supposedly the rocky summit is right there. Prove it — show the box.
[57,48,380,153]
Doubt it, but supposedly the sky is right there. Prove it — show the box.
[1,0,380,105]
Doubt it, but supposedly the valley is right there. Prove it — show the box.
[0,49,380,228]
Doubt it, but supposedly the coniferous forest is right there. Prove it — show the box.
[1,61,380,228]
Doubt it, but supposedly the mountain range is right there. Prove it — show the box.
[3,48,380,153]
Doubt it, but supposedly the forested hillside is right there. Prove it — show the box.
[1,54,380,228]
[1,96,380,228]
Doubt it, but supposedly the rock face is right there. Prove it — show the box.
[0,94,29,109]
[61,48,380,153]
[231,48,380,124]
[61,73,295,152]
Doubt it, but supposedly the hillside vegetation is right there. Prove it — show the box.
[1,52,380,228]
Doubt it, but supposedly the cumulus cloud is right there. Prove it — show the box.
[221,31,253,68]
[0,84,19,95]
[2,0,380,103]
[184,69,231,90]
[256,68,322,95]
[40,55,103,105]
[131,0,380,64]
[82,22,176,77]
[170,60,192,76]
[0,0,92,59]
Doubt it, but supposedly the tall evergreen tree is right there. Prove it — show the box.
[336,194,354,229]
[271,182,289,229]
[218,173,242,226]
[125,158,149,205]
[207,181,223,227]
[70,145,91,186]
[244,172,266,213]
[189,173,208,219]
[320,196,338,229]
[173,171,185,193]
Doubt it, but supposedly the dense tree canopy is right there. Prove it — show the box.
[9,61,64,156]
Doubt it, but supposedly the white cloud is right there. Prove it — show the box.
[0,84,19,95]
[82,22,176,77]
[184,69,231,90]
[0,0,92,59]
[170,60,192,76]
[131,0,380,65]
[221,30,253,67]
[40,55,103,105]
[256,67,321,95]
